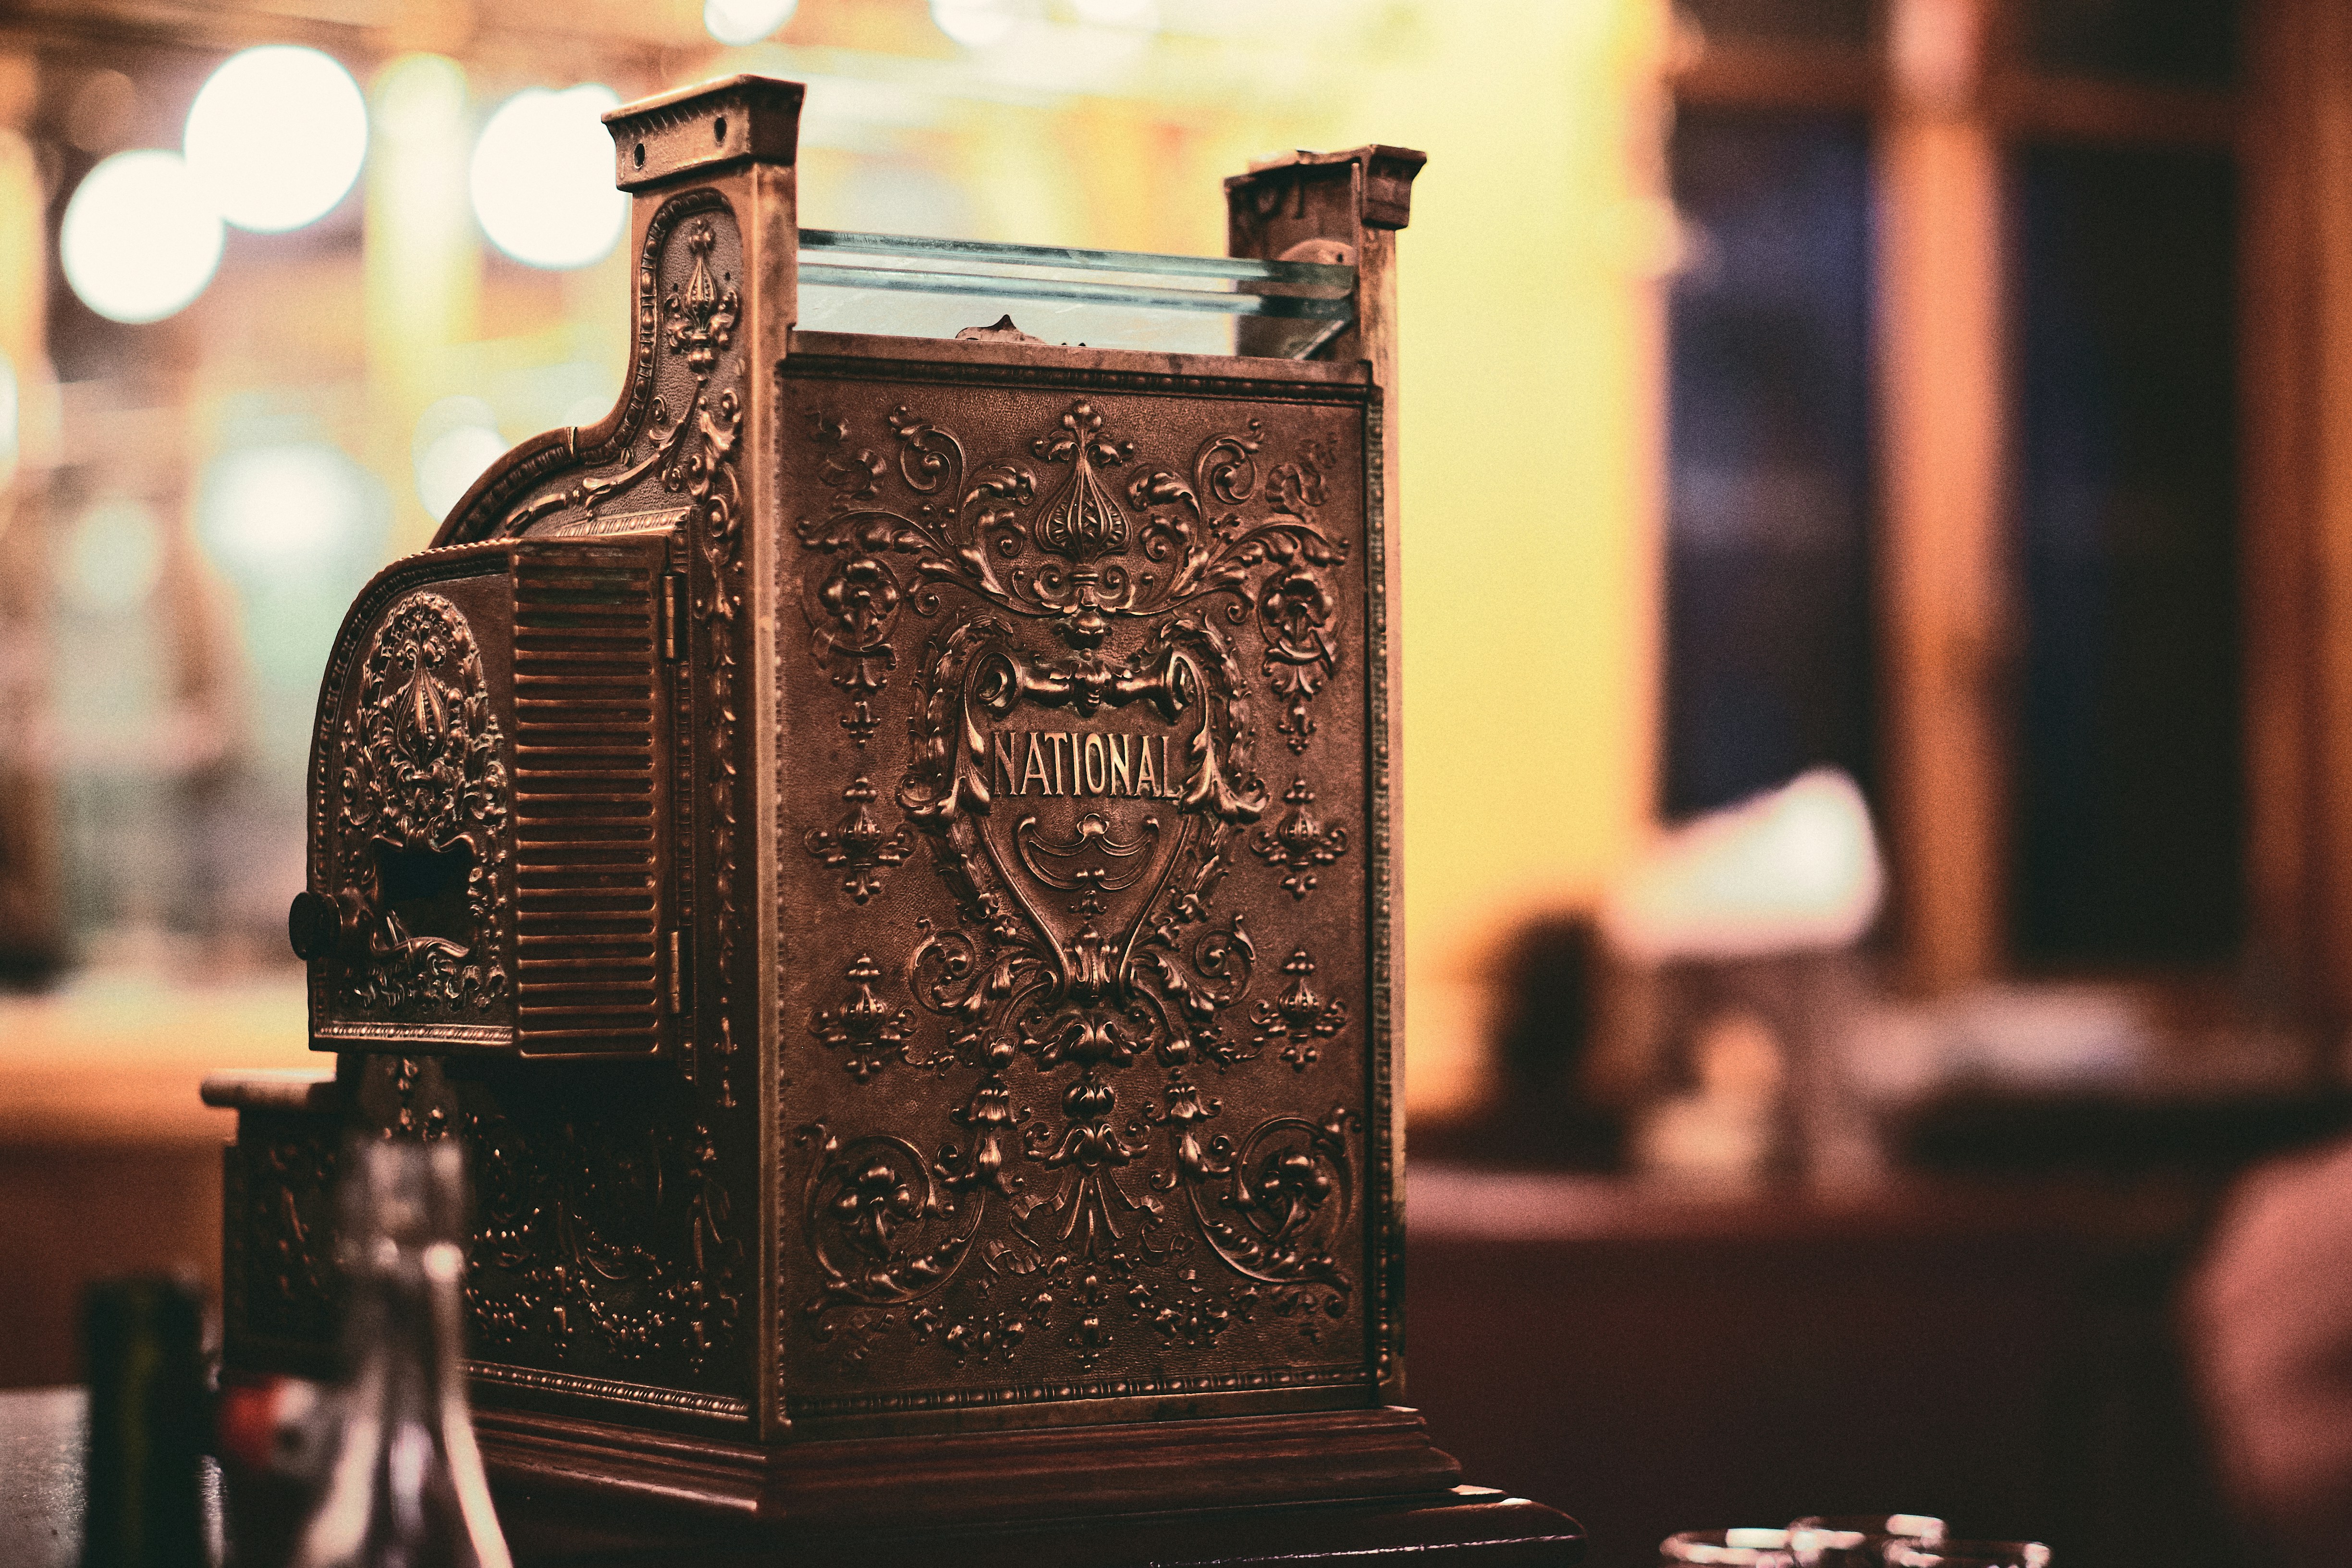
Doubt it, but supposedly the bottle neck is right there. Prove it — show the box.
[295,1239,510,1568]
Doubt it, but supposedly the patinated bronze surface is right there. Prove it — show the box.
[214,76,1561,1546]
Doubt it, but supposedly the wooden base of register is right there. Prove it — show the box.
[496,1484,1578,1567]
[474,1402,1579,1564]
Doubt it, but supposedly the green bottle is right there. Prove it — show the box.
[81,1276,210,1568]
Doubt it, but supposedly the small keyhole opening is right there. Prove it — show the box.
[713,116,727,144]
[633,141,645,168]
[373,840,476,953]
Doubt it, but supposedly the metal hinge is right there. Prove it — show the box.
[661,573,683,662]
[667,929,684,1015]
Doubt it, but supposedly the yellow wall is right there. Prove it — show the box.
[1312,1,1671,1112]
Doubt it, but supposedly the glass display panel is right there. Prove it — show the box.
[1664,110,1876,817]
[2020,0,2236,87]
[794,229,1354,358]
[2014,144,2240,965]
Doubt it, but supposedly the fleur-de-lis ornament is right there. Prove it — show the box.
[1031,401,1135,563]
[1248,778,1351,900]
[805,776,915,903]
[663,221,740,374]
[810,953,915,1082]
[1250,947,1348,1071]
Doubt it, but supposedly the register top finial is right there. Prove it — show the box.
[603,74,805,192]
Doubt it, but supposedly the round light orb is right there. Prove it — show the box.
[931,0,1019,48]
[469,85,624,270]
[412,396,507,521]
[61,150,224,324]
[197,441,379,581]
[184,46,368,233]
[705,0,798,45]
[60,498,165,615]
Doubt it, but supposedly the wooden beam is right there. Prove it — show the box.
[1986,74,2238,146]
[2242,0,2352,1023]
[1876,0,2011,991]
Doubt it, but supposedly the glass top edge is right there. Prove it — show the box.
[797,264,1354,320]
[798,227,1355,287]
[794,252,1350,297]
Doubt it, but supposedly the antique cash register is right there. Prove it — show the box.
[208,74,1577,1557]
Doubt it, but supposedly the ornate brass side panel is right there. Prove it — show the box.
[773,357,1384,1430]
[220,1059,758,1424]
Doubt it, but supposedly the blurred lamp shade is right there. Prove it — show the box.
[1602,768,1885,963]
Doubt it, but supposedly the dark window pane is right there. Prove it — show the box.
[2021,0,2236,87]
[1666,110,1876,817]
[2013,145,2240,965]
[1676,0,1872,49]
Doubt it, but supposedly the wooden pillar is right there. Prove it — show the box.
[2242,0,2352,1023]
[1877,0,2011,991]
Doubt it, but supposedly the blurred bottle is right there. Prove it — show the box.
[290,1139,510,1568]
[82,1276,212,1568]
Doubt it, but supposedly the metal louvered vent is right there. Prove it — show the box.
[510,539,672,1056]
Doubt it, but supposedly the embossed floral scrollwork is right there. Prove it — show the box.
[784,393,1375,1378]
[897,611,1267,1087]
[799,402,1347,653]
[336,592,510,1016]
[1176,1108,1356,1333]
[462,1111,741,1377]
[1258,554,1340,755]
[795,1124,984,1332]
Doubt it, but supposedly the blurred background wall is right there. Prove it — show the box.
[8,0,2352,1564]
[0,0,1669,1125]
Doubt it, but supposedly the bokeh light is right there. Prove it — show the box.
[468,85,625,270]
[931,0,1020,49]
[197,442,380,582]
[184,46,368,233]
[412,397,507,521]
[59,499,165,615]
[60,150,224,323]
[704,0,799,46]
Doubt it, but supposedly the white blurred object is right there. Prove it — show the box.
[1634,1010,1785,1182]
[1602,768,1884,963]
[198,442,380,582]
[469,85,625,270]
[61,151,223,323]
[184,46,368,233]
[932,0,1021,48]
[705,0,798,45]
[1845,984,2150,1104]
[1942,984,2146,1086]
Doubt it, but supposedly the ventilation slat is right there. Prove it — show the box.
[511,539,669,1057]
